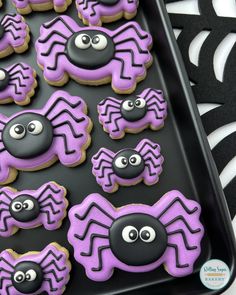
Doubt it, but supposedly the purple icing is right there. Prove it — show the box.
[12,0,71,11]
[98,88,168,139]
[0,243,71,294]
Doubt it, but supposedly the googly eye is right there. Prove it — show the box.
[129,154,142,166]
[122,100,134,111]
[11,202,23,212]
[114,156,128,169]
[122,226,138,243]
[25,269,37,281]
[139,226,156,243]
[0,69,6,81]
[27,120,43,135]
[23,200,34,211]
[91,34,108,50]
[14,271,25,283]
[9,124,26,140]
[75,34,91,49]
[135,98,146,109]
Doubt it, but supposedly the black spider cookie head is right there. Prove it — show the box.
[0,68,9,91]
[112,149,145,179]
[66,30,115,69]
[10,195,40,222]
[99,0,120,5]
[12,261,43,294]
[2,113,53,159]
[109,213,167,266]
[121,97,147,122]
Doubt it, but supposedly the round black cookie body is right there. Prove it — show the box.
[66,30,115,69]
[3,113,53,159]
[0,24,5,39]
[0,68,9,91]
[109,213,167,266]
[121,97,148,122]
[99,0,120,5]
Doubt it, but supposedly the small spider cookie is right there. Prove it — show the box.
[98,88,167,139]
[0,90,92,185]
[0,243,71,295]
[76,0,139,26]
[12,0,72,14]
[0,182,68,237]
[36,16,153,94]
[92,138,164,193]
[68,191,204,281]
[0,14,30,59]
[0,63,37,105]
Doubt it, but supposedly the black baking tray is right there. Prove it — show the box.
[0,1,235,294]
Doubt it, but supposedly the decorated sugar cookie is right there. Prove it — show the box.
[0,14,30,59]
[92,138,164,193]
[36,16,153,94]
[0,91,92,184]
[76,0,139,26]
[98,88,167,139]
[0,243,71,295]
[68,191,204,281]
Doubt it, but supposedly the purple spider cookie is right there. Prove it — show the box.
[98,88,167,139]
[0,63,37,105]
[76,0,139,26]
[0,181,68,237]
[0,14,30,59]
[0,90,92,185]
[92,138,164,193]
[68,191,204,281]
[0,242,71,295]
[35,16,153,94]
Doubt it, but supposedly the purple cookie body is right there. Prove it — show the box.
[0,63,37,105]
[98,88,167,139]
[68,191,204,281]
[0,182,68,237]
[35,16,153,94]
[0,243,71,295]
[92,138,164,193]
[76,0,139,26]
[12,0,71,13]
[0,90,92,184]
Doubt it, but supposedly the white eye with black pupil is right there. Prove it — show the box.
[0,70,6,81]
[122,100,134,111]
[122,226,138,243]
[27,120,43,135]
[9,124,26,140]
[129,154,142,166]
[91,34,108,50]
[12,202,23,212]
[139,226,156,243]
[23,200,34,210]
[75,34,91,49]
[14,271,25,283]
[114,156,128,169]
[25,269,37,281]
[135,98,146,108]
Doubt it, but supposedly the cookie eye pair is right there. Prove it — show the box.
[9,120,43,139]
[11,200,34,212]
[115,154,142,168]
[14,269,37,284]
[75,34,108,51]
[122,226,156,243]
[122,98,146,111]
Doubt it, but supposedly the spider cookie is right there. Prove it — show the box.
[0,63,37,105]
[0,91,92,185]
[92,138,164,193]
[0,14,30,59]
[0,182,68,237]
[36,16,153,94]
[76,0,139,26]
[0,243,71,295]
[68,191,204,281]
[12,0,72,14]
[98,88,167,139]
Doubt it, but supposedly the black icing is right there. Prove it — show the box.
[12,261,43,294]
[98,0,120,5]
[10,195,40,222]
[3,113,53,159]
[121,97,147,122]
[66,30,115,69]
[0,68,9,91]
[0,24,5,40]
[109,214,167,266]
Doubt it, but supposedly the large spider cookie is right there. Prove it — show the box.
[0,14,30,59]
[98,88,167,139]
[0,181,68,237]
[92,138,164,193]
[68,191,204,281]
[0,243,71,295]
[0,90,92,185]
[76,0,139,26]
[36,16,153,94]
